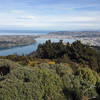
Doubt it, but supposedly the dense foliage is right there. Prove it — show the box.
[0,40,100,100]
[36,40,100,72]
[0,60,100,100]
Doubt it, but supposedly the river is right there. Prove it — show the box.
[0,38,75,56]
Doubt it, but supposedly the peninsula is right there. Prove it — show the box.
[0,35,38,49]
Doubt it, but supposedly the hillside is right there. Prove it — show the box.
[0,40,100,100]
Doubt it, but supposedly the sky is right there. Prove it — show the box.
[0,0,100,31]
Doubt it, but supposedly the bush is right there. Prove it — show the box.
[74,67,100,98]
[0,59,21,81]
[0,59,21,69]
[0,59,100,100]
[38,63,73,77]
[0,63,65,100]
[75,67,97,85]
[62,67,100,100]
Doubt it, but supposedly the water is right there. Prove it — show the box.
[0,38,75,56]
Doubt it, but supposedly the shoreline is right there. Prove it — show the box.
[0,42,37,51]
[0,35,38,50]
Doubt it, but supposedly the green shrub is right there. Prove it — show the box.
[0,63,65,100]
[38,63,73,77]
[62,67,100,99]
[0,59,21,69]
[74,67,100,98]
[0,59,100,100]
[75,67,97,85]
[0,59,22,81]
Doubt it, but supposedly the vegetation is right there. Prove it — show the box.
[36,40,100,72]
[0,40,100,100]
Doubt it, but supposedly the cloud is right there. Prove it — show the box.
[0,0,100,30]
[17,16,36,20]
[30,3,100,10]
[11,10,23,13]
[0,13,100,28]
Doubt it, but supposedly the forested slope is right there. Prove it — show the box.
[0,40,100,100]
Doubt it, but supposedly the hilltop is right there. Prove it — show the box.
[0,40,100,100]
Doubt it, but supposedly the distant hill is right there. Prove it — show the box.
[48,31,100,37]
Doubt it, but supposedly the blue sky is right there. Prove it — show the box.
[0,0,100,31]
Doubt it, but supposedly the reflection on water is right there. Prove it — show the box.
[0,38,75,56]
